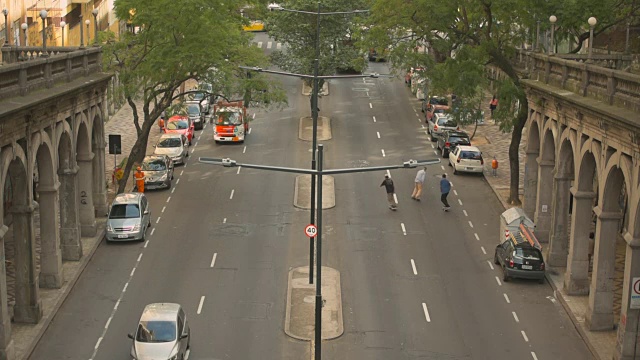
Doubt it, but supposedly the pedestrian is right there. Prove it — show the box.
[440,173,451,211]
[158,111,165,132]
[489,95,498,118]
[380,174,397,210]
[491,156,499,177]
[134,166,145,193]
[411,166,427,201]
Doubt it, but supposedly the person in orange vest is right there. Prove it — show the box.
[158,111,166,132]
[491,156,499,177]
[134,166,145,192]
[489,95,498,118]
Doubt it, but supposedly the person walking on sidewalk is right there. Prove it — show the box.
[134,166,145,193]
[440,173,451,210]
[411,166,427,201]
[380,174,398,210]
[489,95,498,118]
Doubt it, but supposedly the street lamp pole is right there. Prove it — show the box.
[92,8,98,45]
[85,19,90,45]
[309,2,321,286]
[588,17,597,62]
[60,20,65,46]
[2,8,8,46]
[549,15,557,55]
[314,144,324,359]
[535,19,541,52]
[40,10,48,57]
[21,23,27,46]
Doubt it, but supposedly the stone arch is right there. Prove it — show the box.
[30,131,63,289]
[524,113,542,217]
[534,125,557,242]
[90,108,107,216]
[76,120,96,236]
[57,127,82,261]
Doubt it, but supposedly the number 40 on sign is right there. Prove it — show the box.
[305,224,317,238]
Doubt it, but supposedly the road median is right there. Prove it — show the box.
[294,175,335,210]
[299,116,332,141]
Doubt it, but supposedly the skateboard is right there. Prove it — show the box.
[442,206,451,212]
[389,206,398,211]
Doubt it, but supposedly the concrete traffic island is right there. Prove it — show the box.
[302,81,329,96]
[294,175,336,209]
[284,266,343,341]
[299,116,332,141]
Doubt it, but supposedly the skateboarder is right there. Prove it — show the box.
[380,174,397,210]
[411,166,427,201]
[440,173,451,211]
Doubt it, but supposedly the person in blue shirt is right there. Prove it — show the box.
[440,173,451,210]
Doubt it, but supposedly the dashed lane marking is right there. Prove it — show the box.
[237,166,241,174]
[433,150,437,155]
[180,170,184,176]
[422,303,431,322]
[386,170,391,177]
[130,268,136,277]
[441,165,445,170]
[144,240,149,248]
[381,149,386,157]
[373,116,376,122]
[223,218,227,223]
[197,296,205,314]
[166,196,171,203]
[210,253,217,268]
[463,210,468,217]
[474,233,480,241]
[393,193,398,204]
[137,253,143,262]
[487,260,494,270]
[512,312,519,323]
[468,221,474,228]
[411,259,418,275]
[495,276,502,286]
[481,246,486,254]
[176,178,181,184]
[248,128,252,134]
[453,190,458,196]
[458,199,463,206]
[521,331,529,342]
[504,293,511,303]
[369,103,372,108]
[243,146,247,154]
[150,228,156,236]
[531,352,538,360]
[155,217,161,224]
[377,132,381,139]
[171,188,175,194]
[161,206,166,213]
[401,223,407,235]
[230,189,235,200]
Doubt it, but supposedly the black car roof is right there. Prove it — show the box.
[446,130,469,137]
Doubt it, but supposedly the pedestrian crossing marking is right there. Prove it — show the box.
[257,41,263,48]
[267,41,273,49]
[276,43,282,49]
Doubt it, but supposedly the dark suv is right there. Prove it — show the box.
[437,130,470,158]
[494,232,545,283]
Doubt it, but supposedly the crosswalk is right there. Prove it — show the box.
[254,41,283,50]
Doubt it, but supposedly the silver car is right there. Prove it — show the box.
[429,113,459,141]
[142,155,174,190]
[153,134,189,165]
[128,303,191,360]
[105,193,151,242]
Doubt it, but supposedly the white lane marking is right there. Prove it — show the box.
[276,42,282,49]
[184,163,188,168]
[180,170,184,176]
[176,178,181,184]
[198,136,201,141]
[386,170,391,177]
[223,218,227,223]
[369,103,372,108]
[474,233,480,241]
[425,131,429,135]
[150,228,156,236]
[130,268,136,277]
[468,221,474,228]
[257,41,263,47]
[243,146,247,154]
[422,303,431,322]
[195,141,198,147]
[531,352,538,360]
[481,246,486,254]
[487,260,494,270]
[381,149,386,157]
[230,189,235,199]
[122,282,128,293]
[248,128,252,134]
[411,259,417,275]
[155,217,161,224]
[197,296,205,314]
[105,318,111,329]
[267,41,272,48]
[191,148,195,154]
[453,190,458,196]
[521,330,529,342]
[162,206,166,213]
[137,253,143,262]
[393,193,398,204]
[449,181,454,187]
[373,116,376,122]
[114,300,120,310]
[441,165,445,170]
[252,113,256,120]
[376,132,381,139]
[495,276,502,286]
[144,240,149,248]
[95,337,102,349]
[210,253,217,268]
[421,124,425,129]
[171,188,176,194]
[463,210,468,217]
[366,91,369,97]
[433,150,438,155]
[504,293,511,303]
[431,144,434,149]
[417,116,421,122]
[166,196,171,203]
[401,223,407,235]
[512,311,519,323]
[458,199,463,206]
[237,166,241,174]
[413,108,417,113]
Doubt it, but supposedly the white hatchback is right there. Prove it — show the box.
[449,145,484,174]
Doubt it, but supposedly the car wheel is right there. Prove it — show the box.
[430,134,436,142]
[441,149,447,158]
[502,267,510,282]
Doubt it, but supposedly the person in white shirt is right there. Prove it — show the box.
[411,167,427,201]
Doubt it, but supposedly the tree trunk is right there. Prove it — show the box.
[507,95,529,205]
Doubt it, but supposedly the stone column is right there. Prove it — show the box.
[614,237,640,360]
[77,153,96,237]
[37,183,63,288]
[547,175,572,267]
[59,166,83,260]
[534,159,555,242]
[586,207,623,331]
[10,203,42,324]
[564,189,596,295]
[92,138,108,216]
[0,225,16,360]
[523,150,539,218]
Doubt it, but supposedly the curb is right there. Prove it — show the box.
[23,227,106,360]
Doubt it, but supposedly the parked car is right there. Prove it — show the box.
[142,155,174,190]
[437,130,471,158]
[190,90,211,115]
[128,303,191,360]
[105,193,151,242]
[421,95,448,113]
[428,113,459,141]
[426,104,450,122]
[164,115,194,145]
[186,101,205,131]
[494,232,545,283]
[448,145,484,175]
[153,134,189,165]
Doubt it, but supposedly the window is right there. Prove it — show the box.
[515,248,541,260]
[448,136,469,144]
[216,112,242,125]
[461,151,482,160]
[187,105,200,115]
[135,321,177,343]
[157,138,181,148]
[142,158,167,171]
[109,204,140,219]
[166,121,189,130]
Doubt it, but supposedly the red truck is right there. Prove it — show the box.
[212,101,249,143]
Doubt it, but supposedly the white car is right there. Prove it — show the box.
[153,134,189,165]
[448,145,484,175]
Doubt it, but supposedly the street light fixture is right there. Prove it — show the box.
[91,8,99,45]
[85,19,90,45]
[40,9,48,56]
[535,19,541,52]
[588,16,597,62]
[60,20,66,46]
[549,15,557,55]
[21,22,27,46]
[2,8,8,46]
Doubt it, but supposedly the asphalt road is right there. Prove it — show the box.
[29,33,592,360]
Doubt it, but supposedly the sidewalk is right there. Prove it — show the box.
[16,99,165,360]
[413,94,613,360]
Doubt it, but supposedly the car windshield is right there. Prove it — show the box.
[109,204,140,219]
[166,121,189,130]
[216,112,242,125]
[449,136,470,144]
[192,92,205,101]
[460,151,482,160]
[430,97,448,106]
[135,321,177,343]
[187,105,200,115]
[157,138,181,148]
[434,109,447,114]
[142,159,166,171]
[438,118,457,127]
[515,248,542,260]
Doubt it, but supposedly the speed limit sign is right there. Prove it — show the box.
[305,224,318,238]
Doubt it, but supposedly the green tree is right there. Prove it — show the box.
[266,0,369,87]
[103,0,286,194]
[365,0,639,205]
